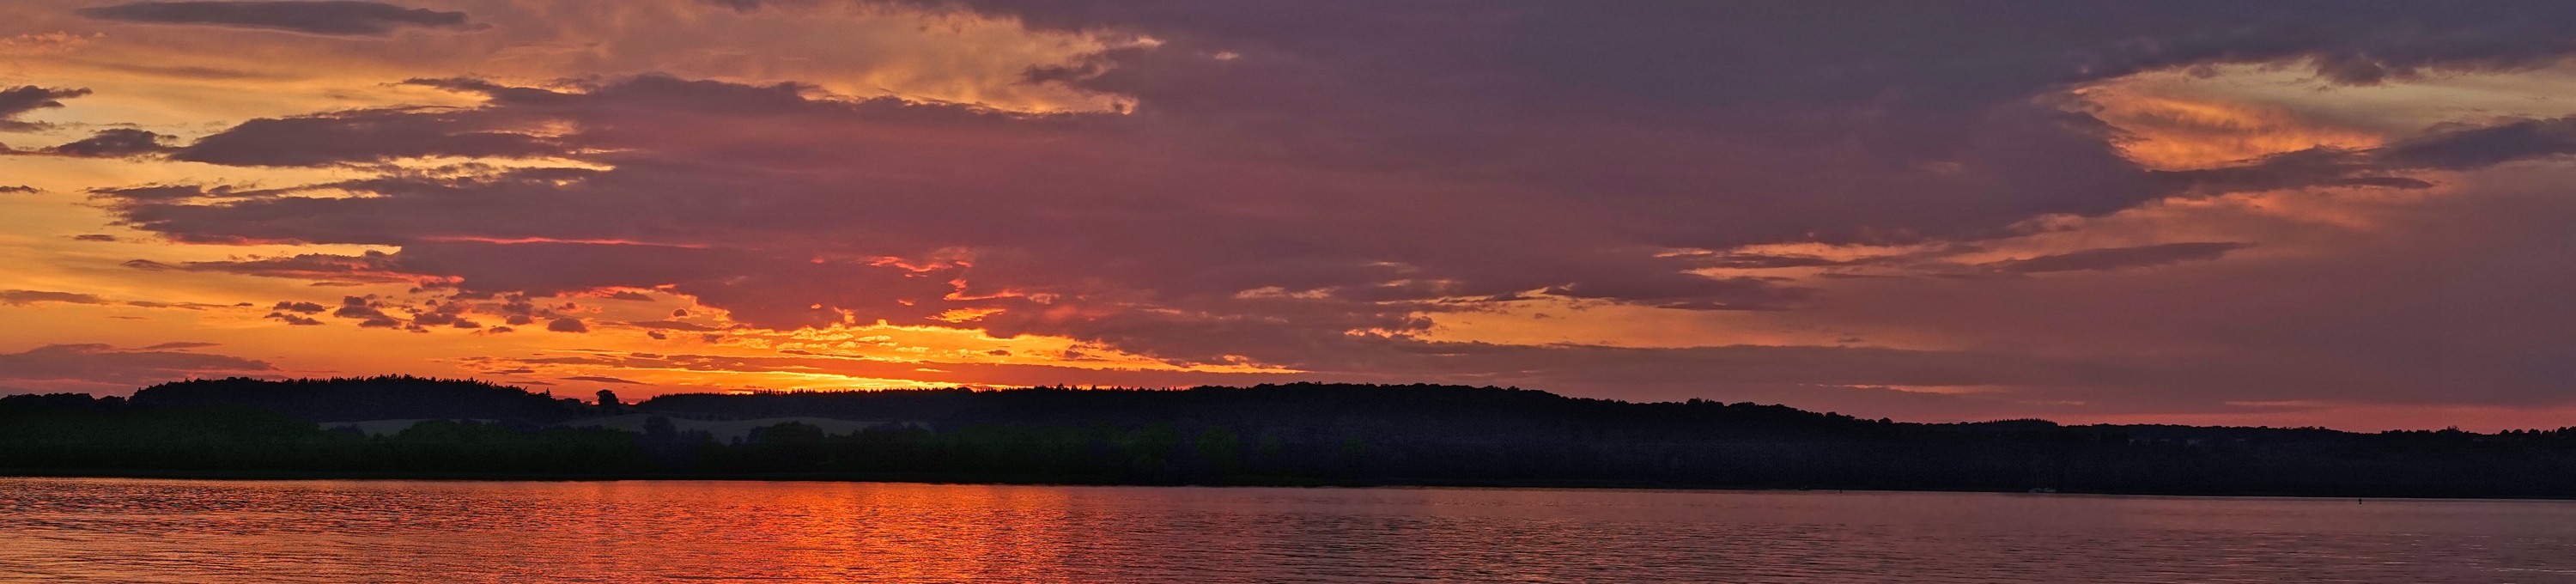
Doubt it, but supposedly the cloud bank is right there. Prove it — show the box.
[9,0,2576,427]
[76,1,478,36]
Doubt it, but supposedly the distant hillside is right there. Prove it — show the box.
[639,383,1880,438]
[9,379,2573,497]
[131,376,584,423]
[634,384,2363,445]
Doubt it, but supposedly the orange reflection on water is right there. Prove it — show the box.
[9,478,2576,582]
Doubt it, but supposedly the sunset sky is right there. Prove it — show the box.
[5,1,2576,430]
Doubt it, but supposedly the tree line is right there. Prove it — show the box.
[3,378,2575,497]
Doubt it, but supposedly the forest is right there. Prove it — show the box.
[4,376,2575,498]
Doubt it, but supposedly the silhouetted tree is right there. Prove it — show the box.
[11,380,2576,497]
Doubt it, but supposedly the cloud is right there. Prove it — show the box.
[121,251,423,283]
[264,312,324,325]
[561,375,640,384]
[1688,253,1853,270]
[941,1,2576,97]
[0,344,274,386]
[2379,117,2576,170]
[43,129,177,157]
[88,183,284,204]
[97,33,2576,368]
[271,301,327,313]
[76,1,481,37]
[0,289,112,307]
[2157,117,2576,195]
[0,32,101,57]
[626,319,720,332]
[545,317,589,332]
[302,295,495,332]
[103,75,1854,362]
[121,301,240,311]
[0,86,88,132]
[138,342,221,350]
[410,310,481,329]
[0,186,38,194]
[319,295,427,331]
[331,295,386,318]
[1992,242,2253,273]
[58,1,2576,424]
[168,107,561,167]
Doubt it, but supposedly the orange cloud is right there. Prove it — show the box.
[2075,81,2387,170]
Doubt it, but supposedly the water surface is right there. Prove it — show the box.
[3,478,2573,582]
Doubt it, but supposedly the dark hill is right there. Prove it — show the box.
[15,379,2574,497]
[639,383,1878,438]
[131,376,581,423]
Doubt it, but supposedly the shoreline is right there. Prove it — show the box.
[10,468,2576,502]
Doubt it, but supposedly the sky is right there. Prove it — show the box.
[4,1,2576,430]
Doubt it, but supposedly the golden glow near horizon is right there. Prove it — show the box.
[0,0,1232,397]
[7,1,2576,431]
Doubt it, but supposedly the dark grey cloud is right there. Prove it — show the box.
[0,344,274,386]
[121,300,241,310]
[1686,253,1853,270]
[272,301,327,313]
[2154,149,2435,195]
[88,183,283,204]
[123,251,416,281]
[1993,242,2253,274]
[1540,274,1810,311]
[138,342,220,350]
[264,312,325,325]
[2378,118,2576,170]
[922,0,2576,99]
[0,86,89,132]
[2159,117,2576,194]
[94,185,217,202]
[892,0,2576,230]
[170,107,559,167]
[331,295,389,319]
[76,1,480,37]
[409,306,482,329]
[44,129,177,157]
[0,289,112,306]
[303,294,486,332]
[0,186,39,194]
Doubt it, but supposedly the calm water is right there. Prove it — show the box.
[4,478,2576,582]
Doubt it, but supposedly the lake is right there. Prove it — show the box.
[3,478,2573,582]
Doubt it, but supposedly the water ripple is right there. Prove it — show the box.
[3,478,2574,582]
